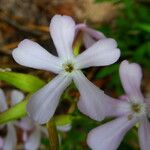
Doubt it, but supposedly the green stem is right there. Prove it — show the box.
[46,119,59,150]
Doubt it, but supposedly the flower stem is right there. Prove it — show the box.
[46,119,59,150]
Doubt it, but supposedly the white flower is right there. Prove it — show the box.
[12,15,120,124]
[87,60,150,150]
[0,89,24,150]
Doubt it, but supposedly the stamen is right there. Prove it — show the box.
[131,103,141,113]
[64,63,74,73]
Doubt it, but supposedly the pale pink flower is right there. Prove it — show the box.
[0,89,24,150]
[87,60,150,150]
[76,23,106,48]
[12,15,120,124]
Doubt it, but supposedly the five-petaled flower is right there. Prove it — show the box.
[0,89,24,150]
[87,60,150,150]
[12,15,120,124]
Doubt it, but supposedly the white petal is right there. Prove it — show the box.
[75,38,120,69]
[12,39,61,74]
[73,71,127,121]
[3,123,17,150]
[16,117,34,131]
[11,90,24,106]
[27,74,72,124]
[0,89,7,112]
[24,128,41,150]
[87,116,137,150]
[119,60,143,102]
[57,124,72,132]
[0,137,4,149]
[50,15,75,59]
[138,117,150,150]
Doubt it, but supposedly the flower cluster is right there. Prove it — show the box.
[10,14,150,150]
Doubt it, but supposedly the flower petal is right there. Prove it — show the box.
[50,15,75,59]
[87,116,137,150]
[0,137,4,149]
[145,98,150,117]
[27,74,72,124]
[12,39,61,74]
[11,90,24,106]
[3,123,17,150]
[138,117,150,150]
[75,38,120,69]
[76,24,105,48]
[24,128,41,150]
[119,60,143,102]
[0,89,7,112]
[73,71,127,121]
[16,117,34,131]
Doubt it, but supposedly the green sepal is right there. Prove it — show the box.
[54,115,73,126]
[0,71,45,92]
[0,95,31,125]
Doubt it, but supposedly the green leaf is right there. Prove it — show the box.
[95,64,119,79]
[135,23,150,33]
[0,72,45,92]
[0,95,30,124]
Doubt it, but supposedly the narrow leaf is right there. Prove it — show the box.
[0,72,45,92]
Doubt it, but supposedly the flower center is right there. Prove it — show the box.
[131,103,141,113]
[64,63,74,73]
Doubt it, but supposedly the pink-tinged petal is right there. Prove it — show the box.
[76,23,105,48]
[27,74,72,124]
[73,71,127,121]
[23,131,28,142]
[75,38,120,69]
[119,95,129,101]
[76,24,105,40]
[83,33,97,49]
[12,39,61,74]
[3,123,17,150]
[24,128,41,150]
[57,124,72,132]
[0,137,4,149]
[145,98,150,117]
[16,117,34,131]
[0,89,7,112]
[138,117,150,150]
[119,60,143,102]
[87,116,137,150]
[11,90,24,106]
[50,15,75,59]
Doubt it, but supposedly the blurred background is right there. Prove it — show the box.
[0,0,150,149]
